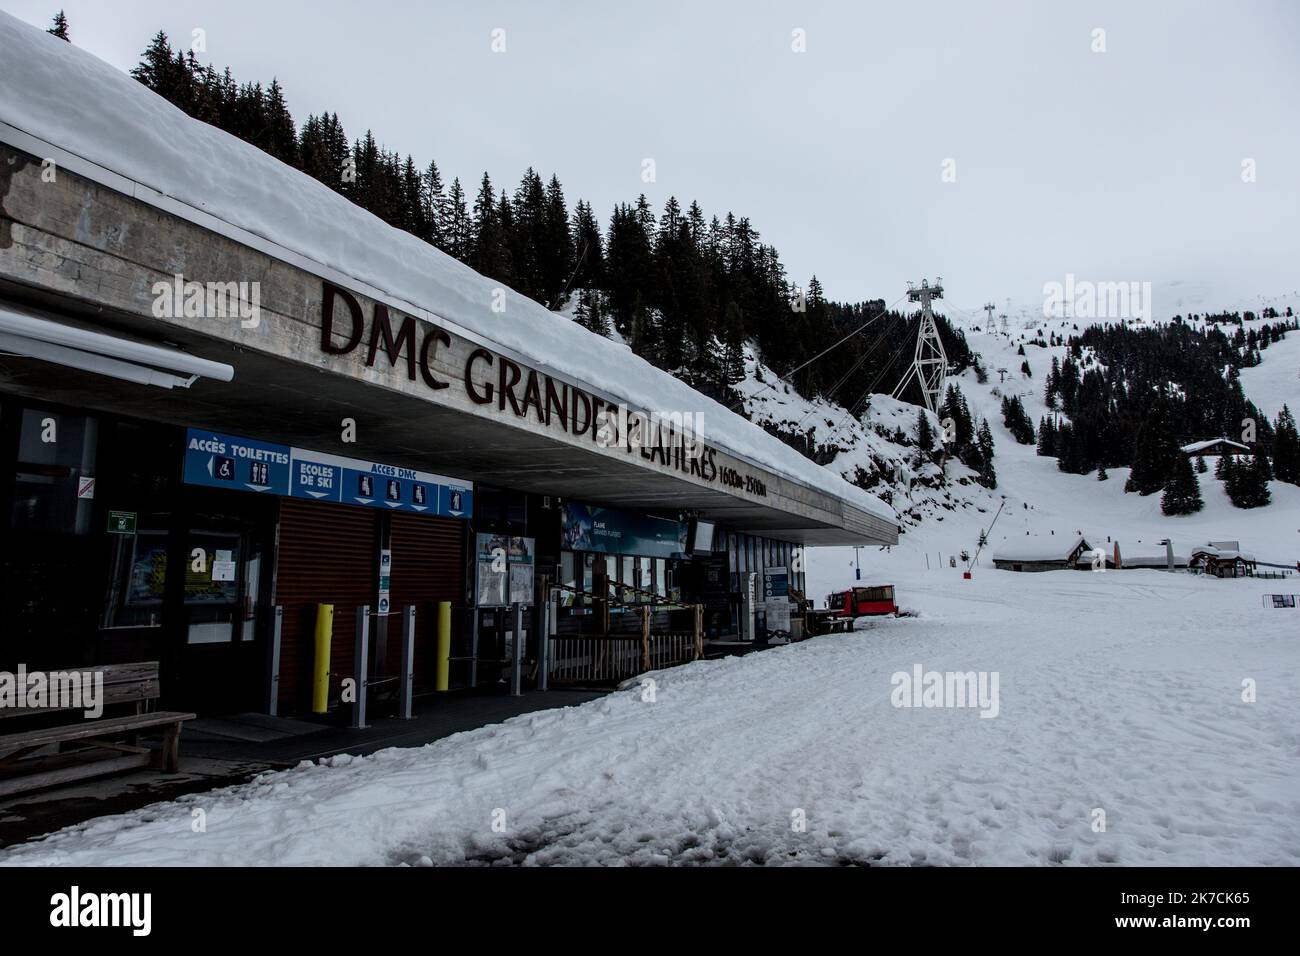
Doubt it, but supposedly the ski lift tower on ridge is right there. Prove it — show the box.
[893,277,948,416]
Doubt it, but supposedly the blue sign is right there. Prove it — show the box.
[184,430,291,495]
[184,428,472,520]
[559,501,685,558]
[290,455,342,502]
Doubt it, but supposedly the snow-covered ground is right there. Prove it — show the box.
[2,565,1296,867]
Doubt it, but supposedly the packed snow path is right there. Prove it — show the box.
[3,568,1296,866]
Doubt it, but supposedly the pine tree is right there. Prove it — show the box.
[720,300,747,392]
[1124,397,1180,495]
[1001,395,1035,444]
[1097,464,1108,481]
[1021,360,1031,377]
[48,10,70,41]
[1037,416,1055,456]
[470,172,511,281]
[1160,454,1203,515]
[570,200,605,291]
[541,174,574,307]
[917,410,935,454]
[131,31,176,94]
[1272,405,1300,485]
[421,160,446,247]
[443,177,471,260]
[1195,455,1207,474]
[263,78,297,165]
[975,419,997,488]
[1227,455,1272,508]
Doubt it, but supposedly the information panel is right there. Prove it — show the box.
[183,428,472,519]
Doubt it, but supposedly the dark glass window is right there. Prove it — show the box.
[11,408,98,534]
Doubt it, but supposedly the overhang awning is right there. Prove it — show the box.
[0,302,234,390]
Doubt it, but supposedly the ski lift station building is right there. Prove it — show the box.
[0,17,896,716]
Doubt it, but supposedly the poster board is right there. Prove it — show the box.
[476,533,534,607]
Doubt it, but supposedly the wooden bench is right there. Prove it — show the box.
[0,661,195,797]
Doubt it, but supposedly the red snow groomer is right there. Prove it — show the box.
[827,584,898,618]
[807,584,898,634]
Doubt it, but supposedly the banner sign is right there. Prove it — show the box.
[559,501,686,559]
[183,428,472,519]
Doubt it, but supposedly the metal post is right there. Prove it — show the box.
[352,605,370,729]
[510,602,523,697]
[267,605,283,717]
[538,596,550,692]
[470,607,480,689]
[398,604,416,720]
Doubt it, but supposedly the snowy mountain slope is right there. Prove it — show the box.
[751,305,1300,600]
[1241,330,1300,422]
[947,282,1300,333]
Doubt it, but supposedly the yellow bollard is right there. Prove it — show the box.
[312,603,334,714]
[435,600,452,691]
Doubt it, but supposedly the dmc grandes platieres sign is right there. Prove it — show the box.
[320,282,769,499]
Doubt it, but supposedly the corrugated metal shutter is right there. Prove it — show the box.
[388,512,464,694]
[273,498,376,714]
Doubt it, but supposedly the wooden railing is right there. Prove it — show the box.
[548,630,701,684]
[546,595,705,684]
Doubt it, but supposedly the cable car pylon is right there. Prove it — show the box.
[891,277,948,416]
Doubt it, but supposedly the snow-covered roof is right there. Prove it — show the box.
[1191,546,1256,562]
[1181,438,1250,454]
[993,534,1090,562]
[1113,550,1189,567]
[0,13,895,528]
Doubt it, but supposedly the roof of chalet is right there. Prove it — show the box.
[993,534,1091,563]
[1181,438,1251,454]
[1190,545,1257,563]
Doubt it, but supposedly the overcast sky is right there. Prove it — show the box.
[10,0,1299,311]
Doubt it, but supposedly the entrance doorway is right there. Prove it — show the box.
[172,503,273,714]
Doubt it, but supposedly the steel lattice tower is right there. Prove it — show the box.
[894,278,948,416]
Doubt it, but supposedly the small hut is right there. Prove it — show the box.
[993,534,1092,572]
[1189,546,1257,578]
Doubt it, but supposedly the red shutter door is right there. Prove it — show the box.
[273,498,377,714]
[388,512,465,694]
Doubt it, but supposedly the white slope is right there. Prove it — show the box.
[1240,331,1300,422]
[3,565,1294,867]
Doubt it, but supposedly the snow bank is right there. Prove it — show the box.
[0,13,893,525]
